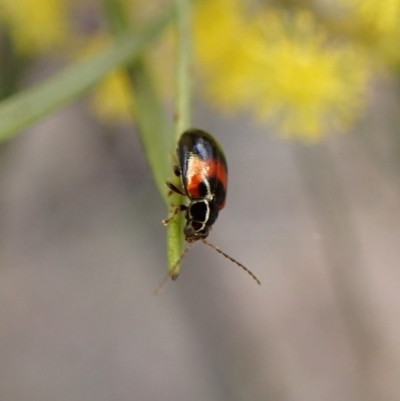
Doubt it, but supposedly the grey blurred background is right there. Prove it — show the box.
[1,71,400,401]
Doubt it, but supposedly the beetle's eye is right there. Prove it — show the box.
[184,225,195,237]
[199,229,209,239]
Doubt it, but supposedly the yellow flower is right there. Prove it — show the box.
[0,0,69,54]
[0,0,372,139]
[79,34,134,123]
[76,3,174,124]
[91,70,134,123]
[339,0,400,66]
[194,0,369,139]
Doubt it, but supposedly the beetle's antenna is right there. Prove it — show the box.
[154,272,170,296]
[201,239,261,285]
[154,242,195,296]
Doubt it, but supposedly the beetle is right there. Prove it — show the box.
[160,128,260,287]
[163,128,228,242]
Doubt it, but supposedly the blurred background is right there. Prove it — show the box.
[1,1,400,401]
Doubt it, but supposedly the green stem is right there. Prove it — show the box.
[103,0,171,201]
[174,0,192,139]
[103,0,193,280]
[166,0,193,278]
[129,60,171,200]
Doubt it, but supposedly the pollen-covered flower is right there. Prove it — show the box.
[194,0,369,139]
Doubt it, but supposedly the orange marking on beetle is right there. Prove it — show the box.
[211,159,228,187]
[186,157,207,197]
[186,155,228,204]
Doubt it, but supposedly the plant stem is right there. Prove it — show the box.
[167,0,193,278]
[103,0,171,200]
[103,0,193,280]
[174,0,192,139]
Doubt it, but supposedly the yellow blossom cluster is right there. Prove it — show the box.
[339,0,400,66]
[0,0,392,140]
[79,35,134,123]
[0,0,68,54]
[194,0,368,139]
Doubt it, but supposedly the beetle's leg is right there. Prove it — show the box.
[166,181,185,196]
[162,205,187,225]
